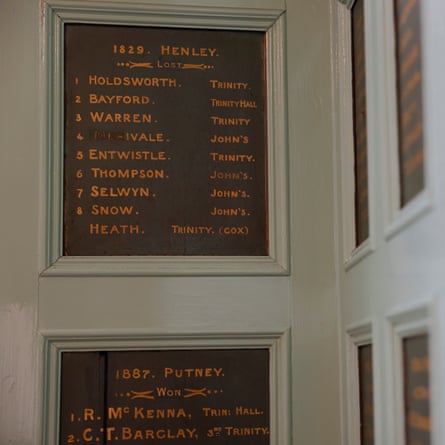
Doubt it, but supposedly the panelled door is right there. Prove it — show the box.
[334,0,445,444]
[1,0,347,444]
[0,0,294,444]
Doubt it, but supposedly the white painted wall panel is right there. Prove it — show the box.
[287,0,341,443]
[0,1,41,443]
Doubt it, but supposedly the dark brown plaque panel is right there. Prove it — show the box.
[59,349,270,445]
[403,334,431,445]
[358,344,374,445]
[351,0,369,246]
[60,352,107,444]
[394,0,425,206]
[63,24,268,256]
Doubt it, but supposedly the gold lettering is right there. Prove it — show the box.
[210,98,257,108]
[399,0,418,27]
[408,410,430,432]
[121,427,197,440]
[210,116,251,126]
[413,385,429,400]
[210,207,249,217]
[401,45,420,77]
[171,225,214,234]
[89,112,152,123]
[91,205,134,215]
[400,27,414,52]
[89,224,141,235]
[83,408,95,421]
[224,426,269,436]
[88,150,167,162]
[160,45,217,57]
[88,75,177,87]
[90,167,166,178]
[210,170,251,181]
[235,406,264,415]
[202,407,231,416]
[90,186,151,197]
[209,79,249,89]
[404,149,424,175]
[163,367,224,378]
[401,100,418,127]
[411,356,429,372]
[210,152,255,162]
[401,70,421,100]
[210,188,249,199]
[210,134,249,144]
[402,121,423,152]
[89,94,151,104]
[82,428,93,442]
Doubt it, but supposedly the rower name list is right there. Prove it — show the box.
[63,25,267,255]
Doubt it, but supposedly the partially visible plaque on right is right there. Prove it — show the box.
[394,0,425,206]
[351,0,369,246]
[403,334,431,445]
[358,344,374,445]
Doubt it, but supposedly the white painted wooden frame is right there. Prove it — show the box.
[382,0,433,239]
[386,303,432,445]
[41,0,289,276]
[40,330,290,445]
[345,320,373,445]
[332,0,376,270]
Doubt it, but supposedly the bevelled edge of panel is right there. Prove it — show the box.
[41,2,289,276]
[346,319,373,345]
[40,330,291,445]
[344,238,374,271]
[384,188,432,240]
[41,256,288,276]
[387,302,430,331]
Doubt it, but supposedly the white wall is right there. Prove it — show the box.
[0,1,41,444]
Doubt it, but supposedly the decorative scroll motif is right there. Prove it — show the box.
[351,0,369,246]
[394,0,425,206]
[117,61,214,70]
